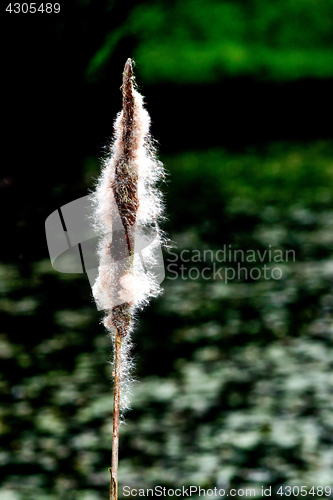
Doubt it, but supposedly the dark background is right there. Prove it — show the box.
[2,0,333,498]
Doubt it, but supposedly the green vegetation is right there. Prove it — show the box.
[2,142,333,497]
[87,0,333,83]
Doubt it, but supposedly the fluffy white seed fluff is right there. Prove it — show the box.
[92,91,164,316]
[90,61,165,413]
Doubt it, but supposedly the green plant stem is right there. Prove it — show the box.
[110,329,122,500]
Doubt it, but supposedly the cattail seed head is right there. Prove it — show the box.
[91,59,166,410]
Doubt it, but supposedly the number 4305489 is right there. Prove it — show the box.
[6,3,60,13]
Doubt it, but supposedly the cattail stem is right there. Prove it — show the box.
[110,330,122,500]
[109,60,136,500]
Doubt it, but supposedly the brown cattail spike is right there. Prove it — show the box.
[92,55,166,387]
[114,58,138,255]
[122,58,135,160]
[111,59,139,338]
